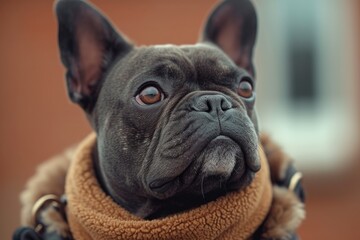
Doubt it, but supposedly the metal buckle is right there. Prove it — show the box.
[31,194,63,234]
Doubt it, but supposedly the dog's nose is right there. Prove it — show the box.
[191,94,232,114]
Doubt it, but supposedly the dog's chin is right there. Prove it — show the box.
[184,136,256,197]
[148,136,258,200]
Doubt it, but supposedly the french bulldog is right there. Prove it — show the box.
[13,0,306,239]
[55,0,260,220]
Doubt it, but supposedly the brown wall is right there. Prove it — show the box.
[0,0,359,239]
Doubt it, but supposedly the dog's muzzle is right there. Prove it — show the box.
[145,92,259,199]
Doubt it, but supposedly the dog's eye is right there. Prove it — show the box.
[135,86,164,105]
[237,78,253,98]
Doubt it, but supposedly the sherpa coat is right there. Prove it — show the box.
[19,133,305,239]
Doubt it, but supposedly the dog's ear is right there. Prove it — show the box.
[201,0,257,77]
[55,0,133,112]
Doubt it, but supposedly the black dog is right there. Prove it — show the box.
[14,0,305,239]
[55,0,260,219]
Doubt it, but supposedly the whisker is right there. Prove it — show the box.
[201,175,206,200]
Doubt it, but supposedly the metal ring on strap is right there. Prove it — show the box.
[31,194,62,233]
[288,172,303,192]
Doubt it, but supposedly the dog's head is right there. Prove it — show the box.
[56,0,259,218]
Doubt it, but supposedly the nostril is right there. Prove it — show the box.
[221,98,232,111]
[191,98,210,112]
[206,99,212,112]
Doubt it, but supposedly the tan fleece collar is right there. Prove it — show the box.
[65,133,272,240]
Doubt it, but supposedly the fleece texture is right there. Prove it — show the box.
[20,146,75,227]
[65,133,272,240]
[19,133,305,239]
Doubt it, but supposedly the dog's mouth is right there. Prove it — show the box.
[147,132,259,200]
[148,136,236,192]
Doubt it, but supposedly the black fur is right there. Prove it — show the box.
[55,0,260,219]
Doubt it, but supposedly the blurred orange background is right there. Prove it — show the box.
[0,0,359,239]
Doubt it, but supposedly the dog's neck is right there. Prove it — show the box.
[92,143,231,219]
